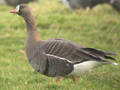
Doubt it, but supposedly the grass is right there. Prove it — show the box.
[0,0,120,90]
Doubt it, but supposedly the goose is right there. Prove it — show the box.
[110,0,120,12]
[10,4,117,83]
[60,0,120,12]
[0,0,37,7]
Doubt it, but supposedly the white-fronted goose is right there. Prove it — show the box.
[0,0,37,7]
[10,4,117,83]
[60,0,120,12]
[110,0,120,12]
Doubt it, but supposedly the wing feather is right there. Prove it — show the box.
[42,38,117,63]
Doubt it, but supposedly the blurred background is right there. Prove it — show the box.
[1,0,120,11]
[0,0,120,90]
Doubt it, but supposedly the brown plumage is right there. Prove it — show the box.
[10,4,117,83]
[110,0,120,12]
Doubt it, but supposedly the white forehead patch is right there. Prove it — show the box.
[15,5,20,12]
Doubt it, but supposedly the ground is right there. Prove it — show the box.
[0,0,120,90]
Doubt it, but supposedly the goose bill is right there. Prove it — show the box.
[10,5,20,13]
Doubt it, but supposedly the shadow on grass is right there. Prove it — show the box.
[44,83,66,90]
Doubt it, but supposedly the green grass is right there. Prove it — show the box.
[0,0,120,90]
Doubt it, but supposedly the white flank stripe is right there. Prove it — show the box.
[46,54,73,63]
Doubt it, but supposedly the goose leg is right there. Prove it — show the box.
[72,78,77,82]
[56,78,60,83]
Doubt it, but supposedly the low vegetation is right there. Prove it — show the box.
[0,0,120,90]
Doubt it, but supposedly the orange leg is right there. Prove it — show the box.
[56,78,60,83]
[72,78,77,82]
